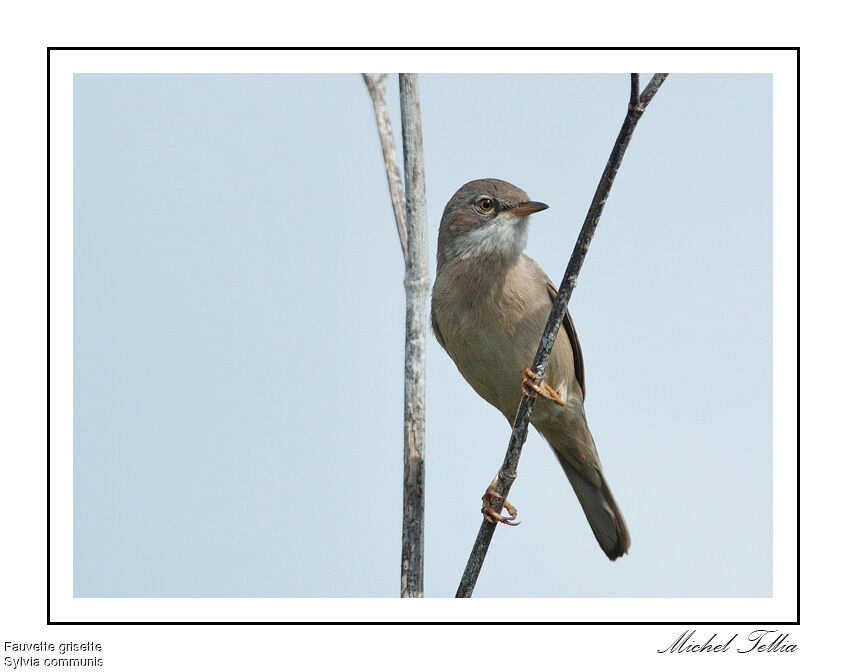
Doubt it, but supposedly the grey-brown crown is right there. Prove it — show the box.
[441,179,530,223]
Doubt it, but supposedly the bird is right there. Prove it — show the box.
[430,178,630,560]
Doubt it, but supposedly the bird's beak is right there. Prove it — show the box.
[510,201,549,216]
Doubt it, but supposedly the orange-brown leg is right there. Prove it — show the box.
[481,475,520,526]
[521,367,565,406]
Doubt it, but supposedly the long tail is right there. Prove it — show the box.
[555,454,631,560]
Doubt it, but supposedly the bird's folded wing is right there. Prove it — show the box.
[431,309,446,350]
[547,281,585,398]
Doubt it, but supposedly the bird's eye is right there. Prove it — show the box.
[475,197,495,214]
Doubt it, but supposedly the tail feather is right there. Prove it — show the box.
[557,456,631,560]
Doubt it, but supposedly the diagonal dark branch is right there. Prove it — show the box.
[456,73,668,598]
[362,73,409,262]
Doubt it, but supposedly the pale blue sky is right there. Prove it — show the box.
[73,73,772,598]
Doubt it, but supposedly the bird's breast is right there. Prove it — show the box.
[432,256,562,417]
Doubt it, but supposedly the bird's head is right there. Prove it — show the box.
[436,178,548,267]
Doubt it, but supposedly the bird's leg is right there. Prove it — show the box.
[521,367,565,406]
[481,475,520,526]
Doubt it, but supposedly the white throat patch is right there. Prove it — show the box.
[450,213,529,260]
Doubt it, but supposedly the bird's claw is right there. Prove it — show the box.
[521,367,565,406]
[482,485,520,526]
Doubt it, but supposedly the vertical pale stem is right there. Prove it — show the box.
[399,73,428,598]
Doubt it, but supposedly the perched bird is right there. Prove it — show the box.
[431,178,630,560]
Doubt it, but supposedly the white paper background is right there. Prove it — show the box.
[0,2,821,669]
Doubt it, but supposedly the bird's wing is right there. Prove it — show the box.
[547,281,585,398]
[431,308,446,349]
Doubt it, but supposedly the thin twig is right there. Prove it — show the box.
[630,73,640,109]
[362,73,408,262]
[362,73,428,596]
[639,73,668,108]
[399,73,428,598]
[456,73,668,598]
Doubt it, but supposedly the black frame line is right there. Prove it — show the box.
[46,46,800,626]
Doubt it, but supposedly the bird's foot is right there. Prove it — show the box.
[481,476,520,526]
[521,367,565,406]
